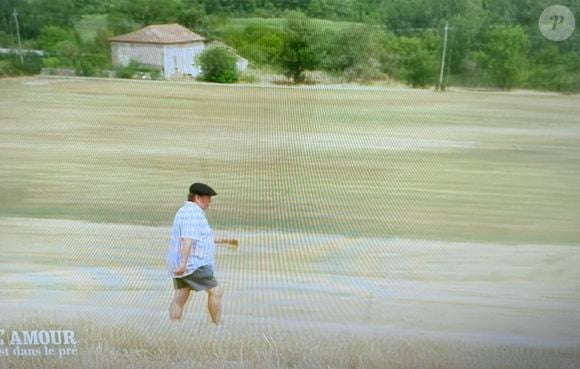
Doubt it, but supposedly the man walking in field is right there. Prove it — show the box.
[167,183,237,324]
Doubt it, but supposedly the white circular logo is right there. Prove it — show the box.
[539,5,576,41]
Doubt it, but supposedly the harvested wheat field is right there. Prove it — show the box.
[1,77,579,368]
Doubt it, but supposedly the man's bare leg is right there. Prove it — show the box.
[207,286,223,324]
[170,288,191,321]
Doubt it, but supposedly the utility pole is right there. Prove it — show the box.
[438,22,449,91]
[445,29,454,87]
[12,8,24,65]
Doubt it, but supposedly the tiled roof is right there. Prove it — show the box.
[109,24,205,44]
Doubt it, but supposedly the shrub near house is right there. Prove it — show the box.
[198,47,239,83]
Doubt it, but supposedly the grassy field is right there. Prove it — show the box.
[223,17,359,32]
[75,14,109,42]
[0,77,579,244]
[1,77,579,369]
[74,15,358,42]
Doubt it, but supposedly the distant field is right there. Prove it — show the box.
[75,14,108,41]
[75,15,357,42]
[224,17,359,32]
[0,77,579,245]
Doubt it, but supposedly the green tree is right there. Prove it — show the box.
[385,34,439,88]
[279,11,320,83]
[378,0,431,31]
[527,45,580,93]
[0,31,14,47]
[444,1,487,75]
[116,0,184,25]
[198,46,239,83]
[480,25,529,90]
[179,4,211,35]
[307,0,357,20]
[37,26,78,54]
[106,12,141,35]
[326,24,387,82]
[28,0,80,35]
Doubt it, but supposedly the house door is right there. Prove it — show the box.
[173,56,179,77]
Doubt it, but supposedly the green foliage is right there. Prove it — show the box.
[279,11,321,83]
[115,61,139,78]
[222,17,359,35]
[0,60,14,77]
[106,12,141,35]
[480,25,529,90]
[526,46,580,93]
[0,57,27,77]
[198,46,239,83]
[446,9,486,75]
[178,4,211,35]
[75,14,108,42]
[0,31,15,48]
[307,0,358,20]
[13,0,82,38]
[55,40,80,67]
[114,60,160,79]
[325,24,388,82]
[114,0,183,25]
[238,70,258,83]
[42,57,60,68]
[37,26,78,54]
[77,52,110,76]
[1,0,578,91]
[219,23,283,66]
[378,0,431,30]
[385,33,439,88]
[0,53,43,76]
[36,23,111,76]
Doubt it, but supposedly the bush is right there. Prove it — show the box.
[0,31,15,48]
[279,11,320,83]
[387,35,438,88]
[115,61,140,79]
[77,53,110,76]
[0,60,17,77]
[0,53,43,76]
[480,25,529,90]
[526,46,580,93]
[324,24,388,83]
[198,47,239,83]
[115,61,161,80]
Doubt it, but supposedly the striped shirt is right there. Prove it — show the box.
[167,201,215,277]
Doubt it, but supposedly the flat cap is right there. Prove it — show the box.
[189,182,217,196]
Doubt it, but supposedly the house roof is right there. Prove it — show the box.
[109,24,205,44]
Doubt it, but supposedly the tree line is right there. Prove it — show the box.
[0,0,578,92]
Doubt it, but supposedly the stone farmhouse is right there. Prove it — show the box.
[109,24,248,79]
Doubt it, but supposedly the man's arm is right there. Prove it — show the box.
[174,237,195,276]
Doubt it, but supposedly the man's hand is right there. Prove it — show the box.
[215,237,239,248]
[174,262,187,276]
[176,238,194,276]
